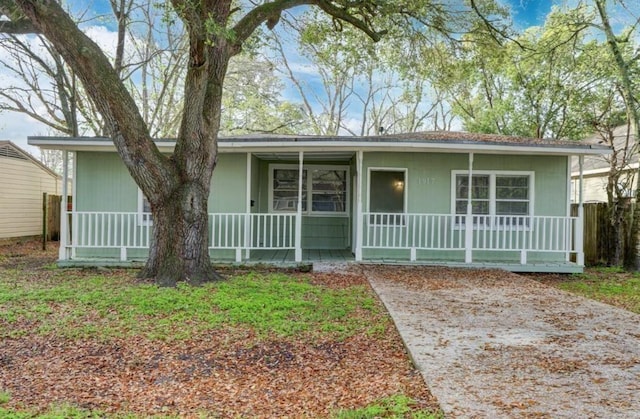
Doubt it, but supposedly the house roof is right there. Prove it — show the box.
[571,126,637,176]
[28,131,611,156]
[0,140,60,179]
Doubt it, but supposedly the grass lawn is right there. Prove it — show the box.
[0,241,441,418]
[531,266,640,314]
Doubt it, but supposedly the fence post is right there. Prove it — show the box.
[42,192,48,250]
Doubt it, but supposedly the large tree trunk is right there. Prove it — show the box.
[139,180,222,287]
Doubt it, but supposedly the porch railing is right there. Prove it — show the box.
[63,211,295,261]
[362,212,581,262]
[61,211,583,265]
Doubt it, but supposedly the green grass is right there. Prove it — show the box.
[0,271,381,341]
[553,267,640,313]
[333,395,443,419]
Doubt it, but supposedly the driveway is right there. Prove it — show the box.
[363,265,640,418]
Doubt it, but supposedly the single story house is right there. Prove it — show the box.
[29,132,609,273]
[570,125,637,203]
[0,141,62,240]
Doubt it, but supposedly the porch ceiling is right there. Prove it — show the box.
[252,151,355,162]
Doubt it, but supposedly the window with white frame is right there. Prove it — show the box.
[270,165,348,215]
[137,189,153,225]
[369,169,406,225]
[453,171,532,226]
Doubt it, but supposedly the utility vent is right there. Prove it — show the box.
[0,145,29,161]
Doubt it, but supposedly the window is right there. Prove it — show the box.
[453,171,533,226]
[273,168,307,211]
[270,165,348,215]
[311,169,347,212]
[369,169,406,225]
[137,189,153,225]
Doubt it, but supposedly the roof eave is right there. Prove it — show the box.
[28,136,611,156]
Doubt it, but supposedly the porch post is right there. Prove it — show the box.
[465,153,474,263]
[58,150,69,261]
[295,151,304,262]
[355,150,364,261]
[576,155,585,266]
[244,152,252,261]
[71,152,77,259]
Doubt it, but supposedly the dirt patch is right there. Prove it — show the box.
[0,239,58,269]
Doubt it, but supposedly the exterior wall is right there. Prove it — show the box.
[361,152,569,262]
[75,151,247,212]
[74,151,247,259]
[0,155,61,239]
[571,172,638,203]
[71,150,574,264]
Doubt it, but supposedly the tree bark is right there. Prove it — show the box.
[140,180,222,286]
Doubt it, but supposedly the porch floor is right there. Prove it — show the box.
[247,248,354,263]
[58,248,582,273]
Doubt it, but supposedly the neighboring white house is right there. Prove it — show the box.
[0,141,62,240]
[571,125,638,203]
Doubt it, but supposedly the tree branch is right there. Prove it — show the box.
[233,0,385,48]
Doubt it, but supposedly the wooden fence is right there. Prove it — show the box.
[571,202,622,266]
[42,194,65,244]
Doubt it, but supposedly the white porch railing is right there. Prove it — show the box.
[362,212,582,263]
[63,212,295,262]
[61,211,583,266]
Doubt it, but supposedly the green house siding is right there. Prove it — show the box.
[76,152,137,212]
[208,153,247,212]
[76,151,248,213]
[361,152,568,216]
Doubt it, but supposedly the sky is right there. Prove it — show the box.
[0,0,557,157]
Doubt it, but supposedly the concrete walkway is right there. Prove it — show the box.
[364,266,640,418]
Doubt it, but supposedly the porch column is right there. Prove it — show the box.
[59,150,69,261]
[465,153,474,263]
[295,151,304,262]
[355,150,364,261]
[243,152,252,262]
[576,155,585,266]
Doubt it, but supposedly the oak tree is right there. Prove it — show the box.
[0,0,502,286]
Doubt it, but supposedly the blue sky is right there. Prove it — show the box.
[508,0,554,27]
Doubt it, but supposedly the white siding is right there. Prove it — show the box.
[571,173,638,203]
[0,155,61,239]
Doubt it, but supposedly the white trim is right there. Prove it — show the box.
[245,152,252,260]
[295,152,304,262]
[451,170,535,223]
[59,151,69,261]
[355,151,364,261]
[71,152,77,259]
[137,189,153,226]
[366,167,408,214]
[29,137,611,156]
[268,163,350,216]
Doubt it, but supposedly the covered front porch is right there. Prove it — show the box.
[53,147,589,273]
